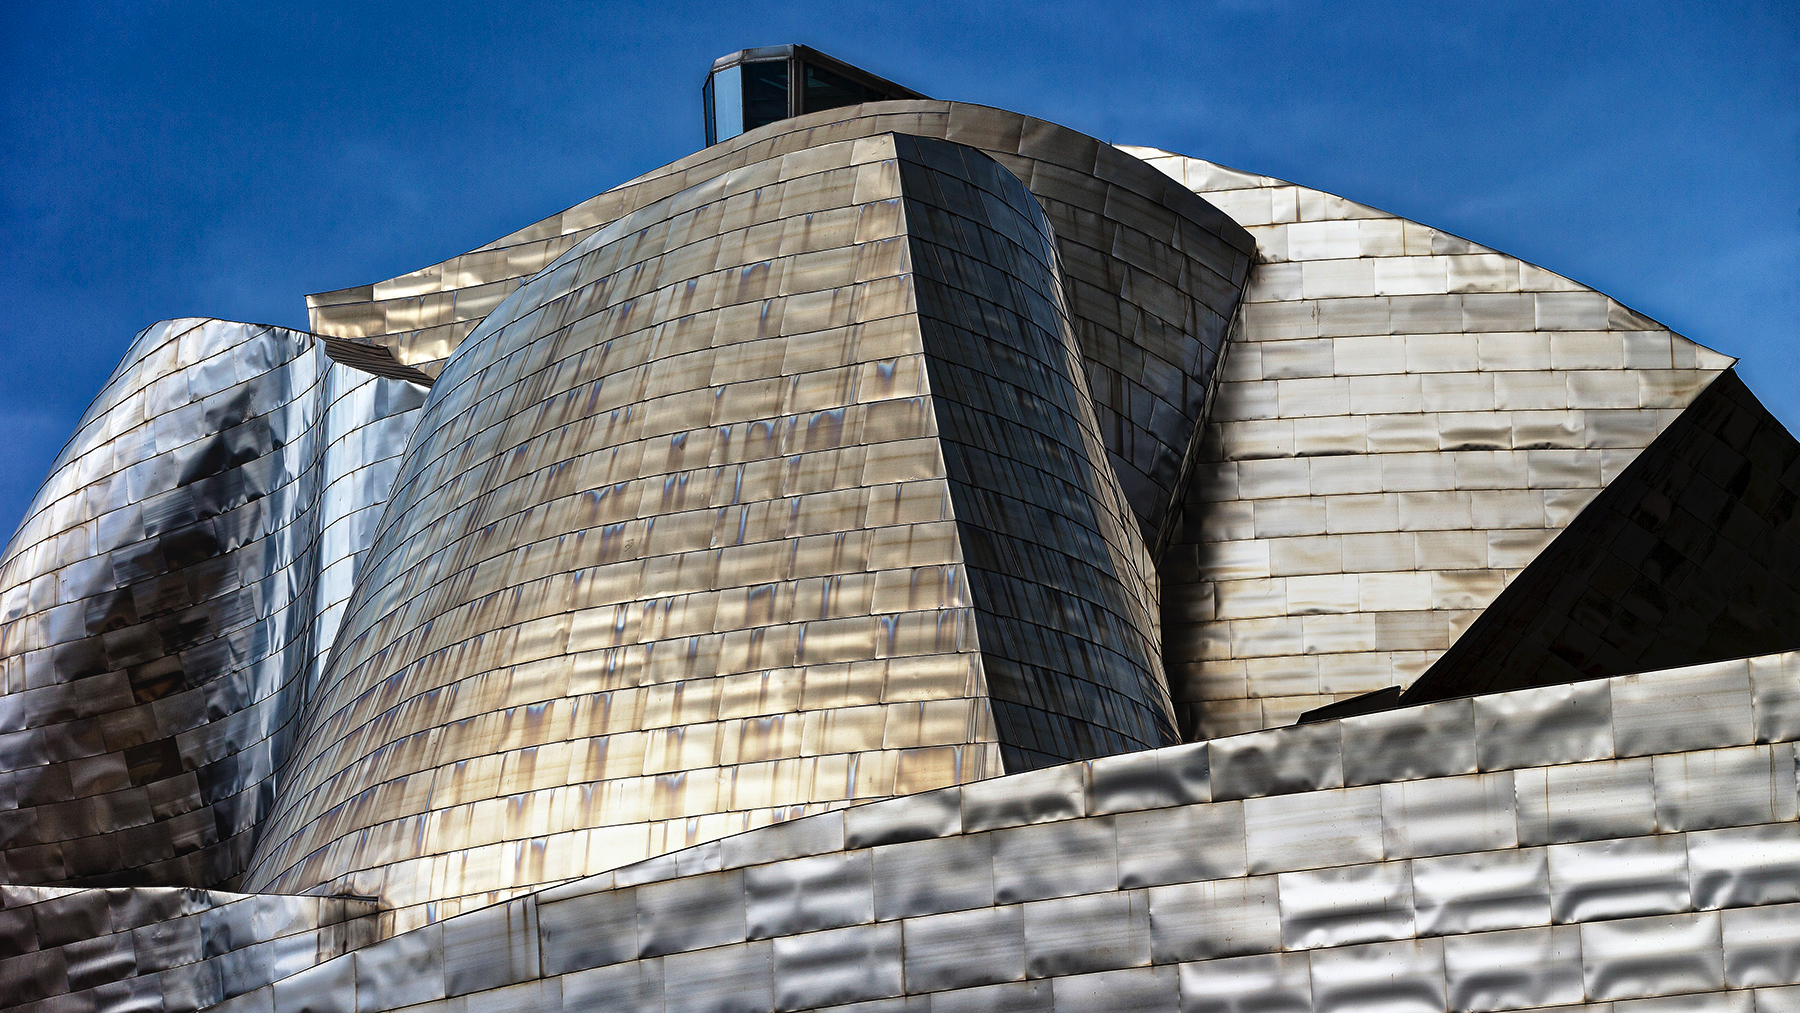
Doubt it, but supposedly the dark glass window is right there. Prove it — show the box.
[702,74,717,146]
[801,62,881,113]
[741,60,790,132]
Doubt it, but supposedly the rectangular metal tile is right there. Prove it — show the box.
[1411,847,1551,936]
[1443,924,1583,1012]
[1475,679,1614,771]
[744,850,874,938]
[872,833,995,920]
[1548,834,1691,923]
[1341,699,1477,786]
[1654,745,1797,833]
[770,921,904,1011]
[901,904,1025,993]
[1688,823,1800,911]
[1613,662,1756,758]
[1175,950,1312,1013]
[1115,800,1248,889]
[1051,965,1180,1013]
[660,939,772,1013]
[1243,787,1383,874]
[1582,911,1725,1002]
[635,871,747,958]
[1516,758,1657,846]
[1277,861,1414,950]
[991,818,1117,903]
[1148,876,1280,963]
[1723,903,1800,990]
[1023,890,1151,978]
[1380,771,1517,859]
[1307,938,1445,1013]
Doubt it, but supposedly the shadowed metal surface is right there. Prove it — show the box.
[1405,368,1800,701]
[0,319,424,889]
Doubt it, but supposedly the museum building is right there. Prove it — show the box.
[3,46,1800,1013]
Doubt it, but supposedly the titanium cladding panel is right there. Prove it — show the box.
[0,319,423,889]
[307,101,1256,549]
[244,133,1177,926]
[178,649,1800,1013]
[1125,146,1735,738]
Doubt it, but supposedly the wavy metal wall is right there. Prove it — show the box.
[0,320,423,889]
[87,649,1798,1013]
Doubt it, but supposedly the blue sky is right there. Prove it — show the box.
[3,2,1795,539]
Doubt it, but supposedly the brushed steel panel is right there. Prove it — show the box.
[1723,903,1800,989]
[1087,743,1210,815]
[1751,653,1800,744]
[1022,890,1151,977]
[1516,758,1657,846]
[1176,951,1312,1013]
[635,871,746,958]
[1380,771,1517,859]
[1412,847,1551,936]
[961,765,1085,833]
[351,923,443,1013]
[770,921,903,1011]
[1475,679,1615,771]
[1115,800,1247,889]
[1582,911,1725,1002]
[1654,745,1797,833]
[272,957,356,1013]
[1342,699,1476,786]
[1209,722,1343,801]
[1277,861,1414,950]
[1688,823,1800,911]
[560,956,665,1013]
[1051,965,1180,1013]
[843,787,961,849]
[660,938,773,1013]
[1148,876,1280,963]
[991,817,1118,903]
[1307,938,1445,1013]
[1243,787,1382,875]
[1613,662,1755,758]
[441,899,538,997]
[872,833,995,920]
[744,850,873,938]
[1548,834,1691,923]
[901,905,1025,993]
[1443,924,1583,1012]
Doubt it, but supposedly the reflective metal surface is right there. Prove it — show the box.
[5,50,1798,1013]
[308,104,1255,550]
[0,320,423,889]
[1124,146,1736,737]
[242,132,1201,927]
[103,650,1800,1013]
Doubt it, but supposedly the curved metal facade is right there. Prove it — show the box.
[243,134,1179,923]
[307,102,1257,548]
[1126,148,1736,738]
[0,320,422,890]
[4,50,1798,1013]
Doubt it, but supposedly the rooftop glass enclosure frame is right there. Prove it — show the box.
[702,44,926,145]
